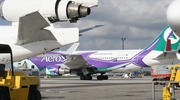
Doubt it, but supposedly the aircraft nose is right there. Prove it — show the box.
[167,0,180,37]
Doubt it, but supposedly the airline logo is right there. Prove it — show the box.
[41,55,66,63]
[164,27,179,44]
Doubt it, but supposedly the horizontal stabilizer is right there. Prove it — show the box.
[153,51,177,60]
[79,25,105,36]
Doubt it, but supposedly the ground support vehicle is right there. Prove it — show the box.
[152,64,180,100]
[0,44,41,100]
[151,65,171,85]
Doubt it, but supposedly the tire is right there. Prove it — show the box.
[0,88,10,100]
[103,75,108,80]
[80,76,83,80]
[80,75,86,80]
[86,75,92,80]
[97,76,102,80]
[28,87,41,100]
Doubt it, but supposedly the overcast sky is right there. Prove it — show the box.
[0,0,172,51]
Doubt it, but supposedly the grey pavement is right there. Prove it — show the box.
[39,76,180,100]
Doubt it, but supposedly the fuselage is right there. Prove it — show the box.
[73,50,180,72]
[29,49,180,73]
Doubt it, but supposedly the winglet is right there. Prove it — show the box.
[66,43,80,54]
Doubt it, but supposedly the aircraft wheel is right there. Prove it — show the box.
[103,75,108,80]
[0,88,10,100]
[86,75,92,80]
[80,75,86,80]
[28,87,41,100]
[97,76,103,80]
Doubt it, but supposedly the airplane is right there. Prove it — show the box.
[167,0,180,37]
[14,25,180,80]
[0,12,103,65]
[0,0,101,64]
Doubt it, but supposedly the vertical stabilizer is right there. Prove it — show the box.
[145,26,180,52]
[66,43,80,54]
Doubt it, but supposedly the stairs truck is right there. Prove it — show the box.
[152,64,180,100]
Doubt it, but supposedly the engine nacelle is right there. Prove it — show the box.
[66,2,90,19]
[57,64,70,75]
[58,68,70,75]
[0,0,97,23]
[45,66,70,76]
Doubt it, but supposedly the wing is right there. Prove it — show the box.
[63,55,90,69]
[62,54,131,71]
[79,25,105,36]
[16,11,57,45]
[153,51,177,60]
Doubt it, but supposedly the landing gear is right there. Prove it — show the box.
[97,75,108,80]
[80,75,86,80]
[86,74,92,80]
[80,74,92,80]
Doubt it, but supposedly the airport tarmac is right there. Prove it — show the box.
[40,76,180,100]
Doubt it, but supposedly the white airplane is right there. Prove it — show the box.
[0,0,100,64]
[0,13,104,64]
[14,26,180,80]
[167,0,180,37]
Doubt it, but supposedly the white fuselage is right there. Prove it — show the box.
[72,50,180,72]
[0,25,79,64]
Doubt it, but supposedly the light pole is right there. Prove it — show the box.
[121,38,126,50]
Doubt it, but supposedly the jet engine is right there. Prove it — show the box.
[0,0,98,23]
[58,67,70,75]
[45,66,70,76]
